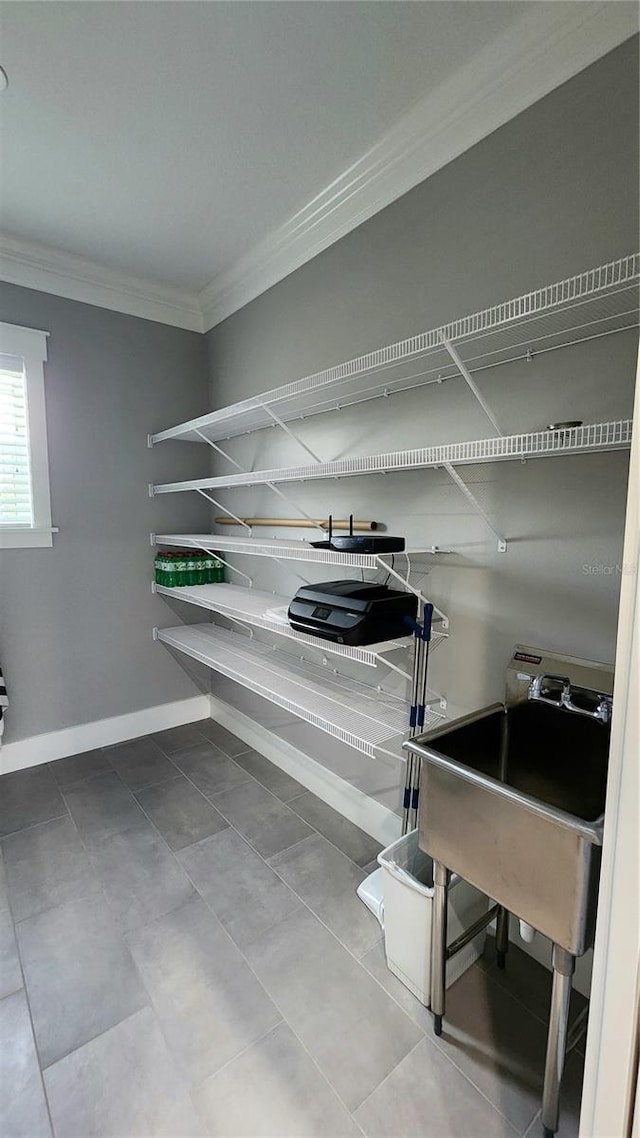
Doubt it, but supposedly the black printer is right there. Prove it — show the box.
[287,580,417,646]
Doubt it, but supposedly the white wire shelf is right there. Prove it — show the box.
[154,581,430,670]
[152,420,632,495]
[153,532,448,568]
[151,254,639,445]
[156,623,435,761]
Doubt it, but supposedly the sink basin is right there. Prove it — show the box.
[405,699,611,955]
[431,701,609,822]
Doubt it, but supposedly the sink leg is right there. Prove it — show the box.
[541,945,575,1136]
[431,861,448,1036]
[496,906,509,969]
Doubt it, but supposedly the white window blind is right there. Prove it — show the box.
[0,355,33,528]
[0,323,52,548]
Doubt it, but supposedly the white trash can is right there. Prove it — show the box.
[378,829,488,1006]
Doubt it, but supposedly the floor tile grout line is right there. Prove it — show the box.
[428,1012,541,1135]
[470,953,566,1026]
[9,746,377,974]
[35,784,210,1121]
[240,766,309,806]
[353,938,548,1135]
[189,1018,287,1095]
[174,810,409,1110]
[163,744,258,809]
[264,836,384,961]
[433,1035,526,1136]
[265,829,320,862]
[129,791,304,959]
[192,720,254,760]
[0,981,28,1001]
[0,809,69,844]
[266,826,377,878]
[154,846,341,1123]
[150,720,243,761]
[110,721,210,756]
[165,794,381,1103]
[38,1004,155,1077]
[174,735,380,872]
[6,735,383,1127]
[234,938,386,1123]
[349,1034,427,1119]
[167,776,384,968]
[285,793,383,863]
[2,858,61,1137]
[204,794,317,862]
[354,931,541,1136]
[42,781,166,1084]
[196,815,387,988]
[486,956,589,1042]
[522,1107,542,1137]
[178,841,375,1125]
[121,898,286,1126]
[59,724,379,874]
[11,740,411,1122]
[58,768,150,853]
[6,739,578,1137]
[47,749,116,789]
[211,773,379,875]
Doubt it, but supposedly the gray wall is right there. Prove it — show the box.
[0,37,637,777]
[204,39,639,813]
[0,285,211,744]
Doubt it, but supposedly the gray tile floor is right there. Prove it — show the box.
[0,721,585,1138]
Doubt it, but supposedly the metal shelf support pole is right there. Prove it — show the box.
[260,402,324,464]
[265,482,328,535]
[441,336,503,436]
[194,430,246,472]
[193,542,253,587]
[443,462,507,552]
[194,432,328,536]
[196,489,252,531]
[372,653,412,682]
[377,555,448,622]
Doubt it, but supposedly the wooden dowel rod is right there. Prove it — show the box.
[214,517,378,532]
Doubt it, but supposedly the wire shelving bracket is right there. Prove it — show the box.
[443,462,507,552]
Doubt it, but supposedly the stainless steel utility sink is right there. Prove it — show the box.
[406,648,612,955]
[404,646,614,1137]
[427,699,609,823]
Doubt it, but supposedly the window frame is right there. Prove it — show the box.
[0,321,54,549]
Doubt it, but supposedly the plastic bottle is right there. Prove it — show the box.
[195,553,206,586]
[164,552,176,588]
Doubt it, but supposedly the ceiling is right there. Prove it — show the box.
[0,1,637,330]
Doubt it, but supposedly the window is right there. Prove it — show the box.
[0,322,54,548]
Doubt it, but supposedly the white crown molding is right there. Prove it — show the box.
[199,1,638,331]
[0,232,203,332]
[1,3,636,333]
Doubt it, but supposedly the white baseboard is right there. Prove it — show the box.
[0,695,210,773]
[209,694,402,848]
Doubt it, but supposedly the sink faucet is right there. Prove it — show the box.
[528,673,612,725]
